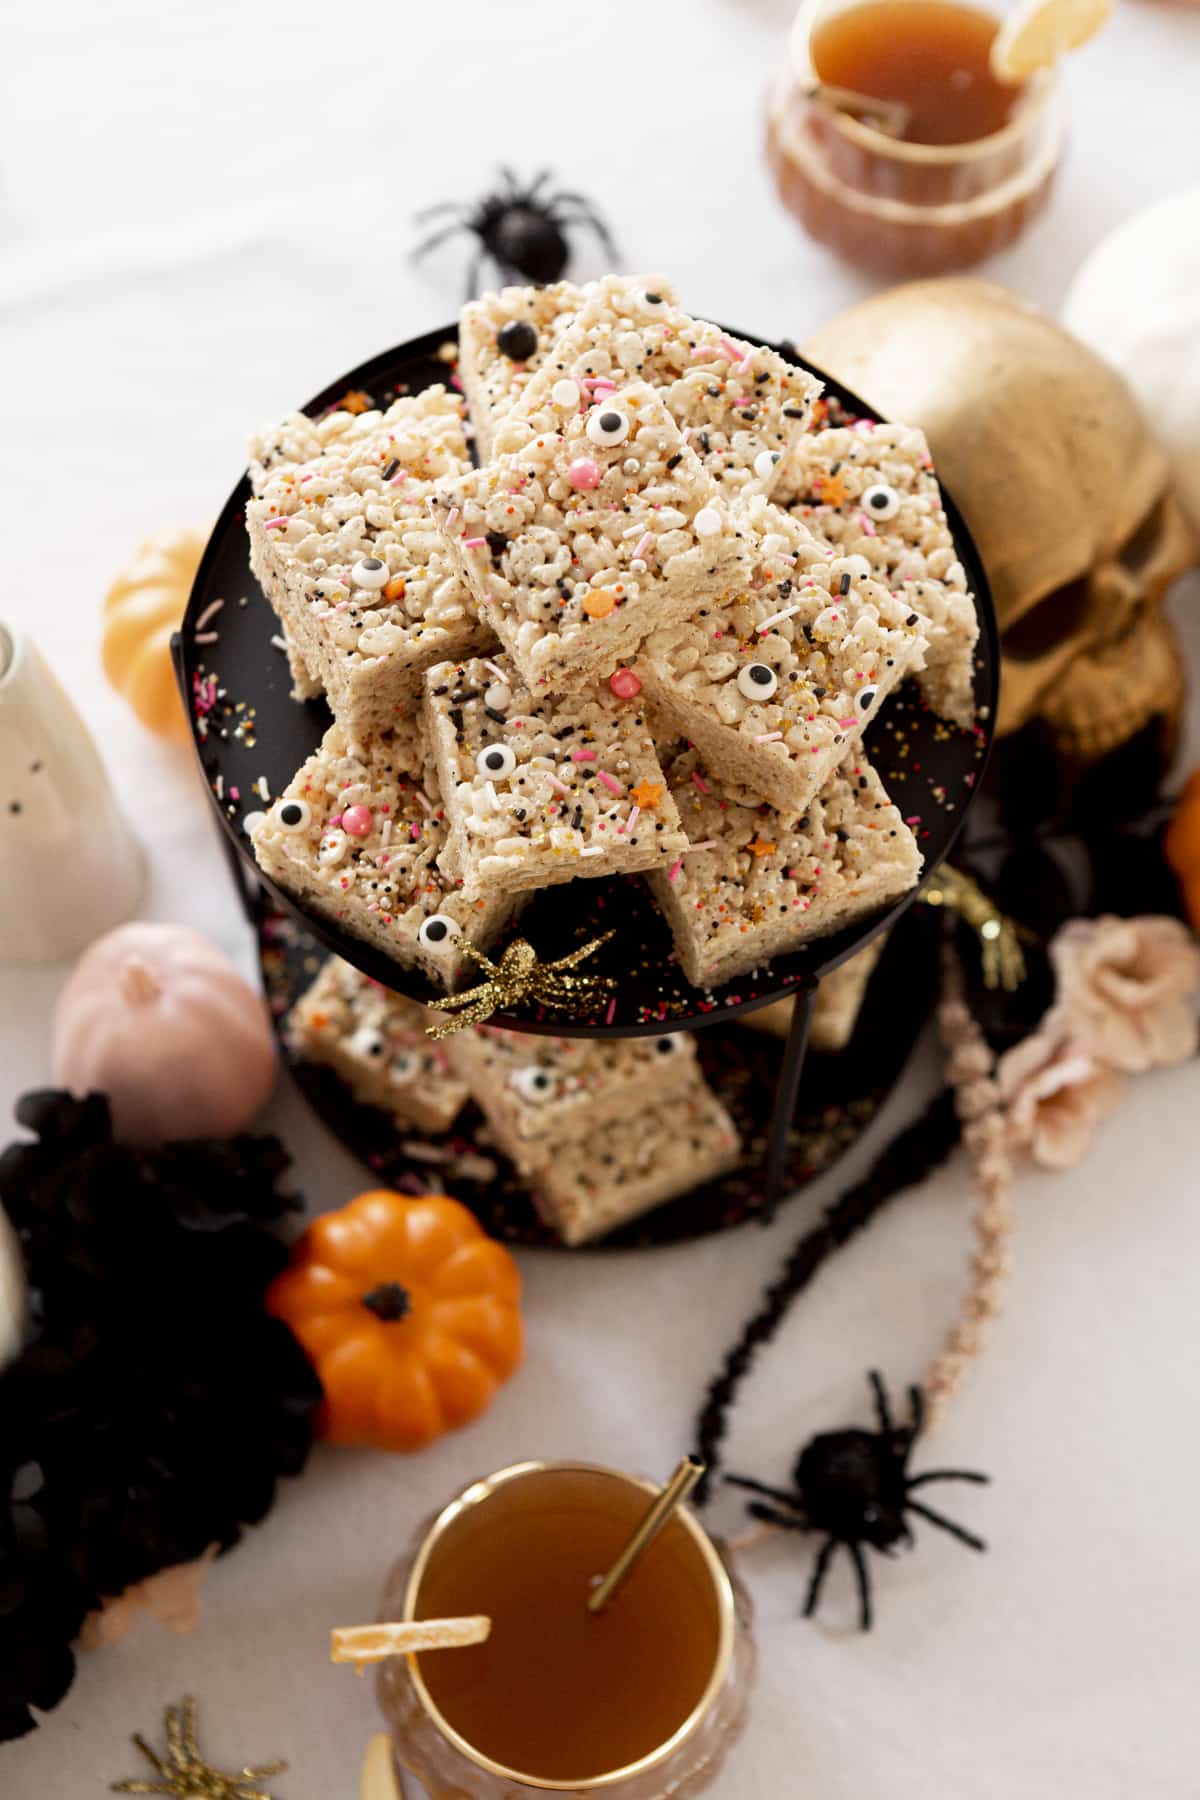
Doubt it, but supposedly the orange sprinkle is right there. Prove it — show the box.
[583,591,616,619]
[817,469,849,508]
[341,390,372,415]
[747,837,777,858]
[631,779,663,809]
[384,575,407,601]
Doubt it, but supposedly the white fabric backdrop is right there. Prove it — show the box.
[2,3,1200,1795]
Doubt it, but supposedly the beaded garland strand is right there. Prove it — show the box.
[692,930,1015,1622]
[923,943,1014,1430]
[692,1083,963,1506]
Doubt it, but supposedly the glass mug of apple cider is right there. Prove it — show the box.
[766,0,1065,274]
[375,1462,755,1797]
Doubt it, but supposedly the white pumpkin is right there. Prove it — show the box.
[360,1735,403,1800]
[0,1204,25,1370]
[1062,186,1200,536]
[51,922,277,1144]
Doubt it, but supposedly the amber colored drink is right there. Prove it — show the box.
[410,1467,723,1783]
[767,0,1063,274]
[811,0,1020,145]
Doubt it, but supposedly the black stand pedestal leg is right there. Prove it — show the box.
[761,987,817,1223]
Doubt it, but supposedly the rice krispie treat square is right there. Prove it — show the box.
[529,1087,741,1245]
[443,1026,702,1176]
[458,276,676,462]
[741,935,886,1051]
[246,386,493,738]
[491,292,821,498]
[638,498,928,814]
[433,380,755,691]
[649,747,922,989]
[783,421,979,727]
[288,957,468,1133]
[247,392,447,493]
[422,652,687,899]
[249,720,512,989]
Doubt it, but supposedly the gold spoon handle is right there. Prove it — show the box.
[587,1457,705,1615]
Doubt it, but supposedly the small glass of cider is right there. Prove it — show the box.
[767,0,1065,274]
[376,1462,755,1797]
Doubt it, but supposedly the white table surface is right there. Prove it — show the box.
[4,3,1200,1795]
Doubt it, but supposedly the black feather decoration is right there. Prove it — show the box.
[0,1092,321,1741]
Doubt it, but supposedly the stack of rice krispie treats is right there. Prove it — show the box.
[247,274,978,1240]
[248,275,978,988]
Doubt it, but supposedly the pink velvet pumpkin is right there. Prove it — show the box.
[52,922,277,1144]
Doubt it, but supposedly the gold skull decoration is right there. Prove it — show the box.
[804,279,1197,763]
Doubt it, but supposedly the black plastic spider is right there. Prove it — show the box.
[727,1372,989,1630]
[412,167,618,298]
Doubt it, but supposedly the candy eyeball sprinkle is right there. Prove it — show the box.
[497,319,538,361]
[351,556,389,590]
[754,450,781,482]
[318,829,348,866]
[737,662,779,701]
[275,798,312,832]
[390,1049,421,1084]
[862,483,901,520]
[511,1065,557,1104]
[642,291,665,306]
[476,742,517,780]
[586,407,630,448]
[350,1026,388,1060]
[418,913,459,952]
[655,1032,687,1058]
[856,685,879,713]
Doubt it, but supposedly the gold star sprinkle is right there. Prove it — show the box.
[111,1697,286,1799]
[746,837,777,858]
[631,779,663,809]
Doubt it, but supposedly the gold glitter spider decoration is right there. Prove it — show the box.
[920,864,1028,992]
[111,1696,286,1799]
[427,933,615,1038]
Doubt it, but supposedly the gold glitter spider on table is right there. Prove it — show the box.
[111,1696,286,1800]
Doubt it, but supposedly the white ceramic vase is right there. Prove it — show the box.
[0,620,144,965]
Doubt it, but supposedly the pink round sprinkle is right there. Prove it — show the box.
[609,668,642,700]
[342,804,373,837]
[567,457,603,490]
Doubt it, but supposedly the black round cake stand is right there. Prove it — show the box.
[175,321,998,1242]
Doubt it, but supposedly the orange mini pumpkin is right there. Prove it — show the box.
[1165,769,1200,930]
[101,526,208,740]
[266,1189,523,1451]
